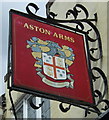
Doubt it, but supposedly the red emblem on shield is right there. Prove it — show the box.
[42,53,67,80]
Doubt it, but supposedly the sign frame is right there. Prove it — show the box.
[8,9,96,109]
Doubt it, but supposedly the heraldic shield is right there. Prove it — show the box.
[42,53,67,80]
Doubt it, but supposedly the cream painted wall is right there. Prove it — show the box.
[5,88,24,118]
[50,1,108,118]
[108,2,109,89]
[0,85,23,118]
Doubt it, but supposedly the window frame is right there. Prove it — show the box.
[14,94,42,119]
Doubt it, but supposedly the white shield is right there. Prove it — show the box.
[42,53,66,80]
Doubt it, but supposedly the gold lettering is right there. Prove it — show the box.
[53,32,58,38]
[39,28,45,33]
[29,25,34,30]
[34,26,39,31]
[23,23,75,43]
[64,36,70,41]
[45,29,51,35]
[70,37,75,43]
[24,23,29,29]
[59,34,64,39]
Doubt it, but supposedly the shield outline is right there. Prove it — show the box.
[42,53,67,80]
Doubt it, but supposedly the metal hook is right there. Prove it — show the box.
[26,3,39,17]
[29,96,44,109]
[59,103,71,112]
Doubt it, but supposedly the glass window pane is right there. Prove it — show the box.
[41,98,50,118]
[16,105,23,119]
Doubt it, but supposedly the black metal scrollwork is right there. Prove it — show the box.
[46,3,102,62]
[26,2,108,117]
[26,3,39,17]
[59,103,71,113]
[85,67,109,117]
[45,2,108,116]
[92,67,108,100]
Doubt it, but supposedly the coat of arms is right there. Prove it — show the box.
[42,53,66,80]
[26,37,75,89]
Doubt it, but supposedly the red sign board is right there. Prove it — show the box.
[9,10,95,106]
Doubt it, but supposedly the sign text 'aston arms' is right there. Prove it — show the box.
[24,23,75,43]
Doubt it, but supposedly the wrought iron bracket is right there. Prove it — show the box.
[25,2,109,117]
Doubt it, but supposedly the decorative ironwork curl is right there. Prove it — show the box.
[85,100,109,117]
[92,67,108,101]
[29,96,44,109]
[85,67,108,117]
[26,3,39,17]
[46,3,102,61]
[66,4,89,19]
[59,103,71,112]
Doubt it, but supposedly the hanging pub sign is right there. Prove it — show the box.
[8,9,95,107]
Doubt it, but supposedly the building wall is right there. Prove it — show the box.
[5,89,24,118]
[50,1,108,118]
